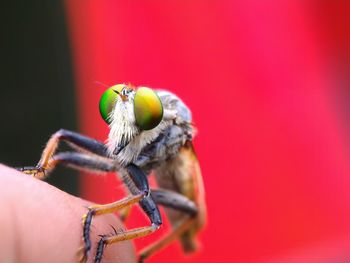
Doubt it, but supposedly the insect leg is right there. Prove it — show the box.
[80,193,145,263]
[94,195,162,263]
[17,129,109,179]
[36,152,151,263]
[92,166,162,263]
[50,152,116,173]
[151,189,197,216]
[120,188,197,224]
[138,189,198,262]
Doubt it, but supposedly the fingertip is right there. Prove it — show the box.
[0,165,136,263]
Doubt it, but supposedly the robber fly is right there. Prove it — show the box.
[18,84,206,262]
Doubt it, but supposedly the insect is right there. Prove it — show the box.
[18,84,206,262]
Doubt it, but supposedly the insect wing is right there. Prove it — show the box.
[154,143,206,252]
[179,144,206,252]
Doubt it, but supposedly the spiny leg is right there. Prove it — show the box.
[96,224,158,263]
[17,129,109,179]
[138,189,198,262]
[94,195,162,263]
[94,189,198,263]
[51,152,116,174]
[151,189,197,216]
[92,166,163,262]
[82,164,157,263]
[81,193,145,263]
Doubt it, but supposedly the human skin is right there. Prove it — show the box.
[0,164,136,263]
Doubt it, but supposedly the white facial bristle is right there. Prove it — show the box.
[106,97,138,157]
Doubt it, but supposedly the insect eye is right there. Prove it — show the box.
[99,84,124,124]
[134,87,163,130]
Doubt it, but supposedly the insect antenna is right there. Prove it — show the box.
[94,81,110,88]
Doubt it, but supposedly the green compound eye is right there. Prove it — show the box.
[134,87,163,130]
[99,84,124,124]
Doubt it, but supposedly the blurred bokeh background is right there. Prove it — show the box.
[2,1,350,262]
[0,1,78,194]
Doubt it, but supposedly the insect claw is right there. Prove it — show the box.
[82,205,90,211]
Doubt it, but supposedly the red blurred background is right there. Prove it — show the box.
[65,1,350,262]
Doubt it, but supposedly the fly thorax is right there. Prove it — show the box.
[106,99,139,158]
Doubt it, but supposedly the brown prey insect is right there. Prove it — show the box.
[18,84,206,262]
